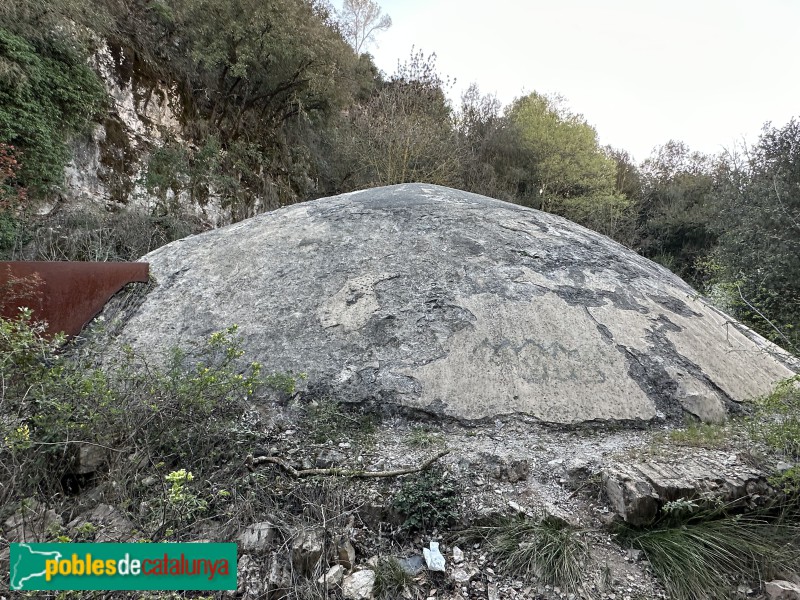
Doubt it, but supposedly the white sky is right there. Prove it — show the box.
[347,0,800,163]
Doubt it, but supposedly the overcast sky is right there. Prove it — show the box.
[348,0,799,163]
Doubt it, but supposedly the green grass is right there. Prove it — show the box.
[666,419,731,449]
[303,398,377,445]
[407,425,442,448]
[618,510,800,600]
[373,557,417,600]
[750,376,800,458]
[461,516,588,593]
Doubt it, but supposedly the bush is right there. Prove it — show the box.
[0,312,299,536]
[750,376,800,458]
[0,27,105,196]
[21,208,200,261]
[391,466,462,533]
[617,505,800,600]
[373,557,417,600]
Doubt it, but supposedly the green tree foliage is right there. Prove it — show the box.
[635,141,719,284]
[456,84,522,201]
[606,147,642,204]
[506,93,612,206]
[341,50,462,189]
[711,121,800,351]
[130,0,368,210]
[500,92,632,240]
[0,26,105,196]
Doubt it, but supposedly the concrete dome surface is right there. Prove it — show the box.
[105,184,797,424]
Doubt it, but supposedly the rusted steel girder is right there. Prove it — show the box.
[0,261,149,337]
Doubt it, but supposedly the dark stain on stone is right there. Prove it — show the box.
[619,317,742,419]
[99,117,137,204]
[622,344,683,419]
[649,294,702,318]
[596,323,614,342]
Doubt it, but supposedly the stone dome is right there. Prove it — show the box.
[105,184,797,424]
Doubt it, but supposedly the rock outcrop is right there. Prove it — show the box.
[602,453,772,526]
[102,184,797,425]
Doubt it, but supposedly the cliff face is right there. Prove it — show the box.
[61,41,227,227]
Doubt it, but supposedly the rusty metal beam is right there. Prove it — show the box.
[0,261,149,337]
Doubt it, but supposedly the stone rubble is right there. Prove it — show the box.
[291,527,324,577]
[342,569,376,600]
[766,580,800,600]
[236,521,277,553]
[602,450,772,526]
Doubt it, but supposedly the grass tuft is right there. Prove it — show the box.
[373,557,417,600]
[750,376,800,458]
[667,419,731,449]
[462,516,588,593]
[407,425,442,448]
[618,510,800,600]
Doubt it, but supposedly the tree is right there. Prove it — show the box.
[711,120,800,352]
[339,0,391,55]
[455,84,520,201]
[0,26,105,196]
[634,141,718,283]
[498,92,632,241]
[124,0,369,212]
[339,50,461,189]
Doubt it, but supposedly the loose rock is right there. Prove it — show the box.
[318,564,345,586]
[237,521,276,553]
[766,580,800,600]
[292,527,324,577]
[338,536,357,571]
[342,569,375,600]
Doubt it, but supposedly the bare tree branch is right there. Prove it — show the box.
[249,449,449,478]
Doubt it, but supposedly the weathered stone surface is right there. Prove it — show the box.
[237,521,277,553]
[603,452,771,525]
[452,566,479,583]
[4,500,62,542]
[766,580,800,600]
[318,564,345,586]
[398,554,426,575]
[103,184,797,424]
[67,504,135,542]
[266,553,291,600]
[337,536,356,571]
[292,527,324,577]
[317,448,347,469]
[73,443,108,475]
[235,554,265,600]
[342,569,375,600]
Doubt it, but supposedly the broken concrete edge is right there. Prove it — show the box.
[600,458,780,528]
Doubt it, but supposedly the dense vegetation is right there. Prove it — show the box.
[0,0,797,352]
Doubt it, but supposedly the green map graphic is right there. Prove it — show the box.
[10,543,63,590]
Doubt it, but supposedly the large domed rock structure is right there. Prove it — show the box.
[104,184,796,425]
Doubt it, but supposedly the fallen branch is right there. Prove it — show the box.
[249,449,450,479]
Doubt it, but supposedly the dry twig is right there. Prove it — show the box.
[248,449,450,478]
